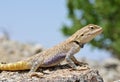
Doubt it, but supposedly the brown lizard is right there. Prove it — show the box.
[0,24,103,72]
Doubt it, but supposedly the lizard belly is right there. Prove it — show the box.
[42,53,66,67]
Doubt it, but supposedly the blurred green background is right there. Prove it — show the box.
[62,0,120,59]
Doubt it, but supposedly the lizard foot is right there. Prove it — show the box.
[75,62,88,67]
[28,72,44,78]
[77,65,90,70]
[70,65,90,71]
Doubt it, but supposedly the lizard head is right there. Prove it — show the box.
[72,24,103,44]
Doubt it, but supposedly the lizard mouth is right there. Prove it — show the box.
[88,28,103,36]
[94,28,103,34]
[83,28,103,43]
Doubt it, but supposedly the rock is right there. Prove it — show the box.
[114,80,120,82]
[103,58,120,69]
[0,33,119,82]
[0,65,104,82]
[0,35,44,63]
[77,58,120,82]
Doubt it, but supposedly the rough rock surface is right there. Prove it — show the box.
[0,65,103,82]
[85,58,120,82]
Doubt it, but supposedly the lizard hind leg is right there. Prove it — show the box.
[29,59,43,72]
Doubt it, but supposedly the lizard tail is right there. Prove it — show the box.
[0,61,30,71]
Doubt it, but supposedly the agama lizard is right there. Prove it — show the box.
[0,24,103,72]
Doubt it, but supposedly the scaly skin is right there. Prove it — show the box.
[0,24,103,72]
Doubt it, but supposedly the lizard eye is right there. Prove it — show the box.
[81,34,84,36]
[89,26,94,29]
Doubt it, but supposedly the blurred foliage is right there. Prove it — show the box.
[62,0,120,58]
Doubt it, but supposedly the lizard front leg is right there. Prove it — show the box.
[65,44,79,70]
[65,55,77,69]
[65,43,89,70]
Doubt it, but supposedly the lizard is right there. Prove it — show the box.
[0,24,103,72]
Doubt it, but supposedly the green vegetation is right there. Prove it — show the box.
[62,0,120,58]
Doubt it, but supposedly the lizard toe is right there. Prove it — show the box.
[28,72,44,78]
